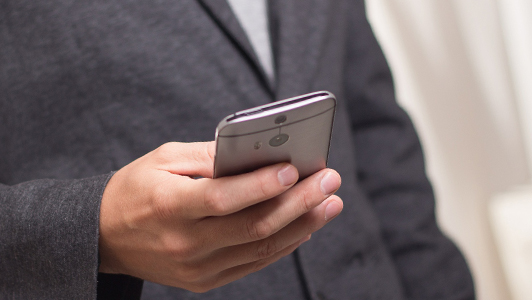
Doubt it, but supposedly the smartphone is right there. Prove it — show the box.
[213,91,336,179]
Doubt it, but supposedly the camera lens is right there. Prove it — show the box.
[269,133,289,147]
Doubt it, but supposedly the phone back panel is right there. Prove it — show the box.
[214,92,336,179]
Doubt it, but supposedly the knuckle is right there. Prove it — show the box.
[203,187,227,214]
[152,142,183,164]
[246,216,274,240]
[156,142,176,155]
[256,239,279,260]
[253,172,271,199]
[152,143,170,160]
[298,186,315,212]
[162,236,198,262]
[195,143,214,165]
[204,143,215,163]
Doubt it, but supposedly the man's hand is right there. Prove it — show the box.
[99,142,342,292]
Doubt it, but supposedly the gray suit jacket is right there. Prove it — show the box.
[0,0,475,299]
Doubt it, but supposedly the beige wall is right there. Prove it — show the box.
[366,1,532,299]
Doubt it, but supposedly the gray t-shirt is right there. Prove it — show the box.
[227,0,275,83]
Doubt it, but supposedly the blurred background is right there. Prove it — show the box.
[366,0,532,299]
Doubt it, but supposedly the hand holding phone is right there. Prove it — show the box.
[100,141,342,292]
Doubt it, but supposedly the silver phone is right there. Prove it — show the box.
[213,91,336,179]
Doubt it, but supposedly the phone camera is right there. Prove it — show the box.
[269,134,289,147]
[275,115,287,124]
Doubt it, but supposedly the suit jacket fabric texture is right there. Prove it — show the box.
[0,0,475,299]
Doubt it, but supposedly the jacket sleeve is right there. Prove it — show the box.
[343,1,475,299]
[0,174,142,300]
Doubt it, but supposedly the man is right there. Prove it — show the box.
[0,0,475,299]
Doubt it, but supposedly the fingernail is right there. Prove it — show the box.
[325,201,342,221]
[320,171,340,195]
[278,165,298,186]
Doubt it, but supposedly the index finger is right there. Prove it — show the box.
[151,141,216,178]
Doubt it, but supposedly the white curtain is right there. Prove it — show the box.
[366,1,532,299]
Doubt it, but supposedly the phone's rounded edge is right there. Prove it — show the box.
[217,91,336,136]
[213,118,226,179]
[324,92,337,168]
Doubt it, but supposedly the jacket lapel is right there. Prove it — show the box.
[196,0,275,94]
[197,0,331,99]
[269,0,332,99]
